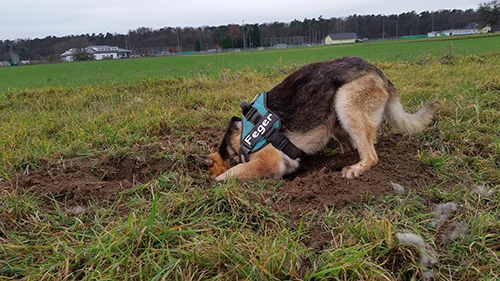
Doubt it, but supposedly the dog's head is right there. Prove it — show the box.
[193,116,242,177]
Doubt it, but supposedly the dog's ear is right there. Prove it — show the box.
[230,116,241,122]
[191,154,214,166]
[230,116,242,130]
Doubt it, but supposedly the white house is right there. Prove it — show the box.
[442,27,478,36]
[324,33,358,45]
[427,31,442,38]
[428,23,491,37]
[61,48,78,62]
[61,45,130,62]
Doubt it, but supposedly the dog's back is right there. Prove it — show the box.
[267,57,383,133]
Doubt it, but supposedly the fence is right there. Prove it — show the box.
[260,36,311,49]
[132,47,172,56]
[131,33,437,57]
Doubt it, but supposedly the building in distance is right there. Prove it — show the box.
[61,45,130,62]
[324,33,358,45]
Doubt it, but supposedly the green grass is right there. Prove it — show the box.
[1,34,499,93]
[1,38,499,280]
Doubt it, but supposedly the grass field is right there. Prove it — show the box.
[1,34,500,93]
[1,35,499,280]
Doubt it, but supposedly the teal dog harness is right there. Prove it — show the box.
[239,91,305,162]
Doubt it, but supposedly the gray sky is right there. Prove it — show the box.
[1,0,481,40]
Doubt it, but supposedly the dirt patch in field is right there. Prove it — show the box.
[1,156,174,206]
[0,129,223,209]
[1,125,445,222]
[265,133,442,222]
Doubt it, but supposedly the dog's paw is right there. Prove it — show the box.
[215,173,227,181]
[341,164,364,179]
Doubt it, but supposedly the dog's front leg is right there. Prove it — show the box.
[215,161,262,181]
[215,146,282,181]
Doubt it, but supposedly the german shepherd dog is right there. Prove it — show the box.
[194,57,436,181]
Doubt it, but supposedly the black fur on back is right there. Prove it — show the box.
[266,57,383,132]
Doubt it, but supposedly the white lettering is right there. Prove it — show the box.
[244,135,252,145]
[245,114,276,147]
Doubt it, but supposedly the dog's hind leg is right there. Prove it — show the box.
[334,75,389,179]
[332,123,354,154]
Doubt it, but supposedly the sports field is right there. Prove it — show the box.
[1,34,499,92]
[0,34,499,280]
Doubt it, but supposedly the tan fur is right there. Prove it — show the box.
[286,125,331,155]
[335,74,389,178]
[384,92,437,134]
[206,152,228,177]
[207,127,243,177]
[215,145,283,180]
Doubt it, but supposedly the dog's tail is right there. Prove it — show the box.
[384,82,437,134]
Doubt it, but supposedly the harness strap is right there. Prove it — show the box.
[241,101,264,125]
[264,127,306,160]
[239,146,251,163]
[245,107,262,124]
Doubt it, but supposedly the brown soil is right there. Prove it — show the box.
[1,156,173,206]
[256,132,445,250]
[266,133,440,221]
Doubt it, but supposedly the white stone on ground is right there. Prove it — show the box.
[68,205,85,215]
[390,181,406,196]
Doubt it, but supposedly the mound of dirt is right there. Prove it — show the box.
[2,156,173,206]
[267,133,440,220]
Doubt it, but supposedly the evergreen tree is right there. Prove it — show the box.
[249,24,261,47]
[17,47,30,60]
[195,39,201,51]
[221,35,233,49]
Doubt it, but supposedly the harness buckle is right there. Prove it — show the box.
[245,107,262,124]
[265,127,288,150]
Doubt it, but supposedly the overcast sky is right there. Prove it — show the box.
[0,0,481,40]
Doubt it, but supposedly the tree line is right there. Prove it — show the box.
[1,1,498,63]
